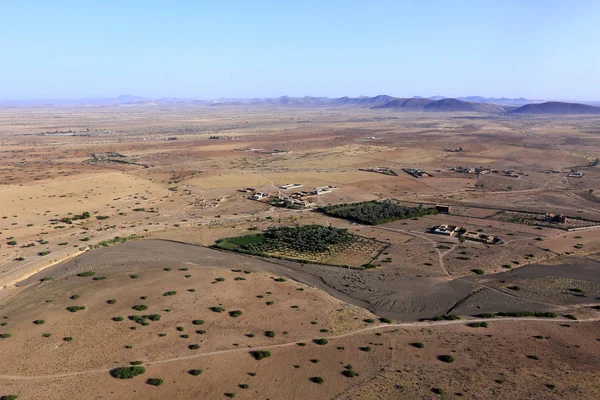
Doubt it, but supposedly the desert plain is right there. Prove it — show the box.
[1,104,600,399]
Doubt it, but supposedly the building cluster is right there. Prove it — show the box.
[208,136,234,140]
[245,184,338,208]
[432,224,500,244]
[545,213,567,223]
[451,167,524,178]
[234,147,291,155]
[359,167,398,176]
[403,168,431,178]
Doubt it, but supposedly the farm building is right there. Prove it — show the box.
[250,192,268,200]
[436,205,450,213]
[463,232,500,244]
[279,183,303,190]
[433,225,460,236]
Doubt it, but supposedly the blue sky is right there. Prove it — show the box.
[1,0,599,100]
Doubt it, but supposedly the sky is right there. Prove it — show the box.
[1,0,599,101]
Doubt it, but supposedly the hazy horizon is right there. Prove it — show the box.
[1,1,599,101]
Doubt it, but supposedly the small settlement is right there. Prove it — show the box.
[403,168,431,178]
[359,167,398,176]
[245,184,338,208]
[432,224,501,244]
[451,166,526,178]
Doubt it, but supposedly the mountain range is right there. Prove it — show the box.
[2,95,600,115]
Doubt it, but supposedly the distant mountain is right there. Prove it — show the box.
[374,97,506,113]
[374,98,433,110]
[3,95,599,113]
[425,98,507,113]
[457,96,539,106]
[333,95,396,107]
[510,101,600,115]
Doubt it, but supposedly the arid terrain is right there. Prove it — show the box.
[2,105,600,399]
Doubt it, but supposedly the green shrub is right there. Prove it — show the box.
[564,314,577,320]
[163,291,177,296]
[130,361,144,365]
[363,318,375,323]
[229,310,243,317]
[0,333,12,339]
[210,307,224,313]
[70,295,80,300]
[196,330,206,334]
[410,342,424,348]
[63,337,73,342]
[77,271,95,277]
[265,330,275,338]
[145,314,161,321]
[192,320,205,325]
[188,344,200,350]
[132,305,148,311]
[33,320,45,325]
[313,338,328,345]
[130,274,140,279]
[359,346,371,352]
[342,369,358,378]
[112,316,124,322]
[176,326,184,331]
[93,276,107,281]
[471,269,484,275]
[188,369,202,376]
[273,277,286,282]
[310,377,324,384]
[250,350,271,360]
[507,285,521,291]
[66,306,85,313]
[42,333,52,337]
[110,366,146,379]
[468,322,488,328]
[107,299,117,304]
[146,378,163,386]
[225,393,236,398]
[438,355,454,363]
[380,317,392,323]
[528,354,540,360]
[0,395,19,400]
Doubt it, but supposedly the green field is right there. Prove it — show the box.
[319,200,437,225]
[214,225,387,267]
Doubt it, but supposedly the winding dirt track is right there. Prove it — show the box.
[1,317,596,381]
[373,226,579,312]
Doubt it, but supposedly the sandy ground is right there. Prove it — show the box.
[2,106,600,398]
[11,239,600,323]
